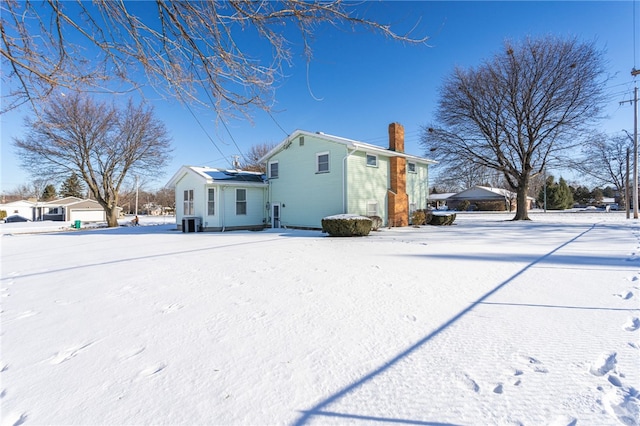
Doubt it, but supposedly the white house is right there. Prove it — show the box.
[0,200,37,220]
[167,167,268,232]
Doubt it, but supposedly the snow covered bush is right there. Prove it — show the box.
[367,215,382,231]
[322,214,372,236]
[411,210,427,226]
[429,212,456,225]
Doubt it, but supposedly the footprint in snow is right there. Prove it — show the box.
[602,386,640,426]
[623,317,640,332]
[138,363,166,378]
[589,352,617,376]
[50,342,95,365]
[161,303,183,314]
[118,347,145,361]
[608,374,623,387]
[2,412,27,426]
[456,372,480,393]
[403,314,417,322]
[548,414,577,426]
[515,354,549,373]
[493,383,504,394]
[615,291,634,300]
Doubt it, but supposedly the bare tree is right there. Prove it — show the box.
[421,36,607,220]
[240,142,276,173]
[570,132,630,203]
[14,93,172,227]
[1,1,427,115]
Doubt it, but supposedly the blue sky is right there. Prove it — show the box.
[1,1,637,193]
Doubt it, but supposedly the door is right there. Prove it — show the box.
[271,203,281,228]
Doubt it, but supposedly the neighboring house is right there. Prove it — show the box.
[1,197,113,222]
[428,192,456,210]
[259,123,436,229]
[0,200,37,220]
[167,167,268,232]
[447,186,535,211]
[41,197,113,222]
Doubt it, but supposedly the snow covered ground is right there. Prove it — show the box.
[1,211,638,425]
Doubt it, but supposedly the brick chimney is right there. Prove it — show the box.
[387,123,408,227]
[388,122,404,152]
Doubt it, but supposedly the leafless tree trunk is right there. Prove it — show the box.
[1,1,427,116]
[14,93,172,227]
[421,36,607,220]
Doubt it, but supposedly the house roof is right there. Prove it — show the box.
[449,186,515,200]
[259,129,438,165]
[429,193,456,201]
[166,166,267,188]
[448,186,535,201]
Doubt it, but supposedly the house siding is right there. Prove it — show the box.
[407,162,429,211]
[346,151,390,224]
[268,134,347,229]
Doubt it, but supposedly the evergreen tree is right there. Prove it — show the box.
[538,176,574,210]
[60,173,85,198]
[41,184,57,201]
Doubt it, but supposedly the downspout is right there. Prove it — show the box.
[342,147,359,213]
[220,186,225,232]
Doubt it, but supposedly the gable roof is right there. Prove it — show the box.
[259,129,437,165]
[449,186,515,200]
[166,166,267,188]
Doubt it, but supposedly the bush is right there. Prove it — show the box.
[322,214,372,237]
[476,200,507,211]
[458,200,471,212]
[411,210,427,226]
[429,212,456,225]
[367,215,383,231]
[0,210,6,220]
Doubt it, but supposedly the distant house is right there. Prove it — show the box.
[1,197,111,222]
[259,123,436,229]
[41,197,112,222]
[428,192,456,210]
[167,166,268,232]
[0,200,37,221]
[446,186,535,211]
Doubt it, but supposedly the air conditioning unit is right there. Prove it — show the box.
[182,216,201,233]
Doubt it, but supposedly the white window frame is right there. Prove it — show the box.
[236,188,247,215]
[316,152,330,173]
[269,161,279,179]
[408,162,417,173]
[183,189,194,216]
[207,188,215,216]
[366,201,378,217]
[366,154,378,168]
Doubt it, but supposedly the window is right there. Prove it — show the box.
[269,161,279,179]
[183,189,194,216]
[316,152,330,173]
[236,189,247,215]
[367,202,378,217]
[299,136,305,146]
[207,188,215,215]
[408,162,416,173]
[366,154,378,167]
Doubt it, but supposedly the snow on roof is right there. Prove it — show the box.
[166,166,267,187]
[259,129,437,165]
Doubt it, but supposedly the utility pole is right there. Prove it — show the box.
[135,175,139,216]
[633,68,640,218]
[627,147,630,219]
